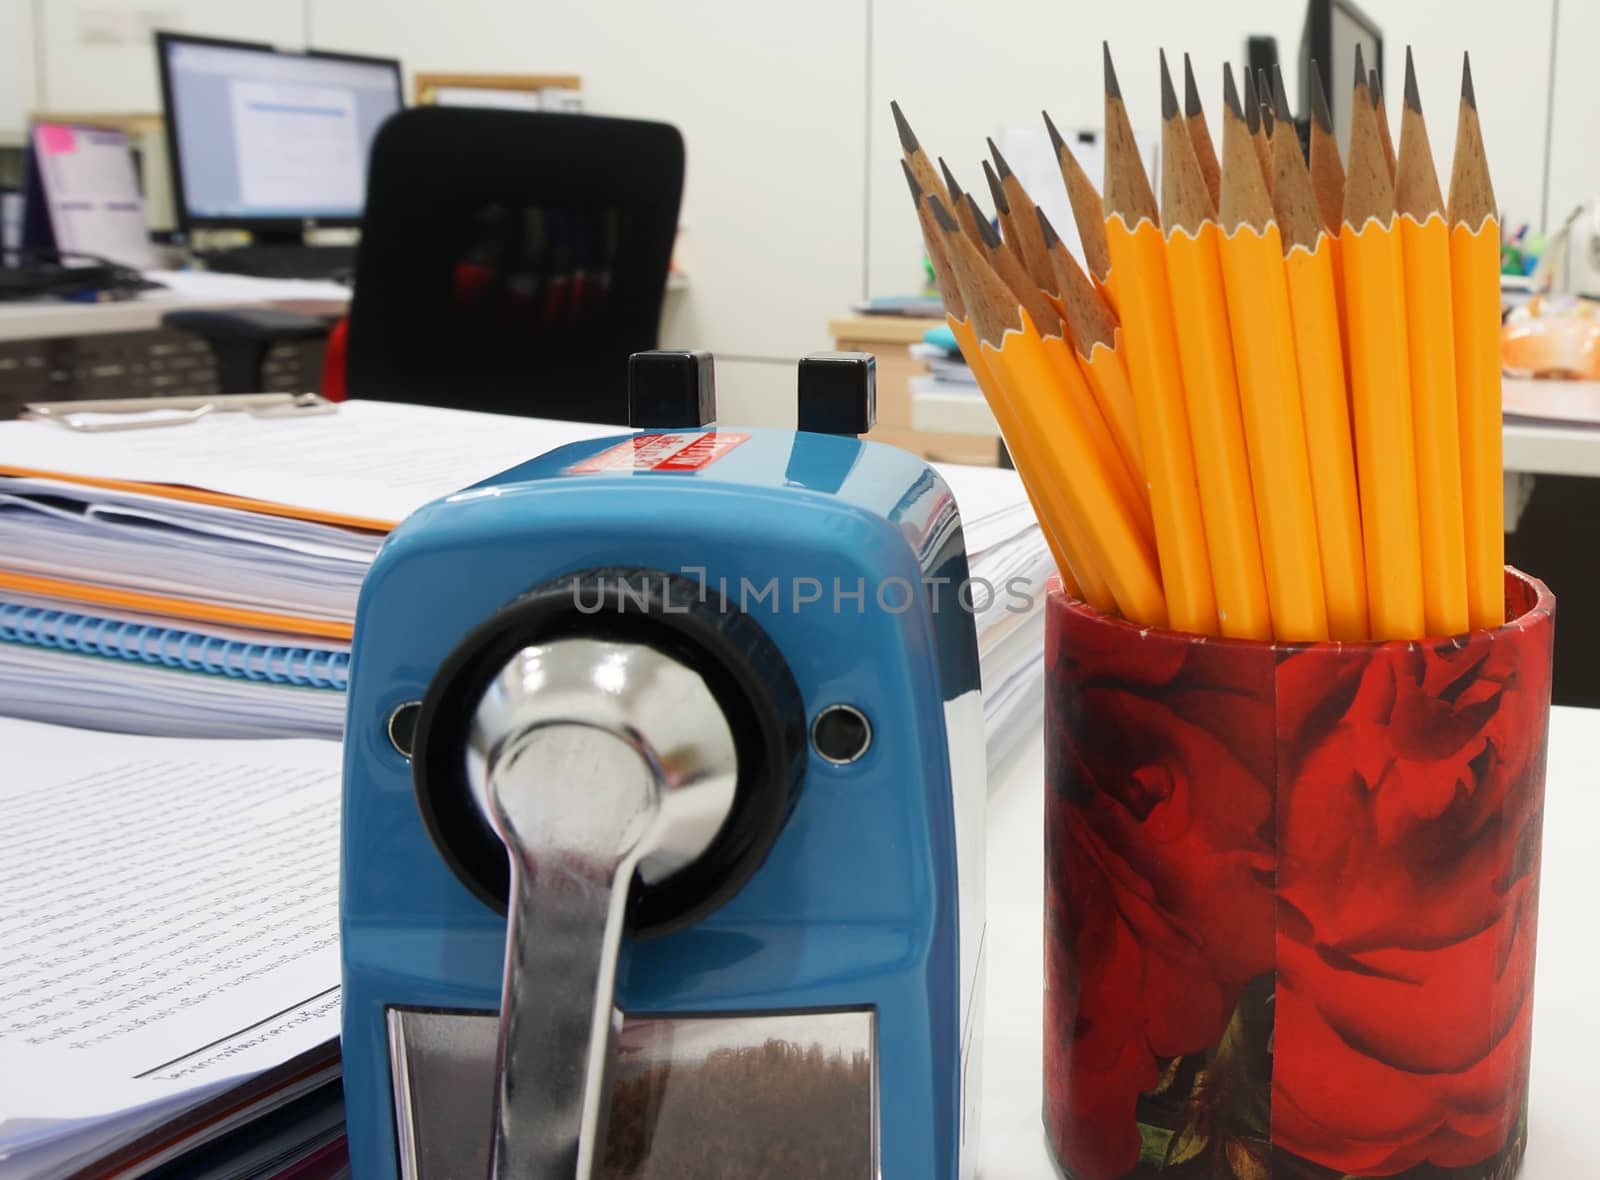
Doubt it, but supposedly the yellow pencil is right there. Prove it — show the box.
[1397,48,1470,637]
[1218,63,1329,642]
[1267,64,1370,641]
[1103,44,1218,635]
[964,195,1154,550]
[1447,52,1506,629]
[1159,51,1271,640]
[1308,59,1352,380]
[1342,57,1426,640]
[901,164,1105,604]
[1036,205,1146,494]
[932,194,1167,624]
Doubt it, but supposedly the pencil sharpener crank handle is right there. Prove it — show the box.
[467,637,739,1180]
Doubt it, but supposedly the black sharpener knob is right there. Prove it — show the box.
[798,351,877,437]
[628,350,716,428]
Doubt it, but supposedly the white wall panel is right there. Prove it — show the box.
[35,0,306,112]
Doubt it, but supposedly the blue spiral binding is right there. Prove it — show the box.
[0,603,349,690]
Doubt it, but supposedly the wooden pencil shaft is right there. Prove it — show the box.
[1165,221,1273,640]
[940,207,1164,621]
[1184,53,1223,210]
[1045,109,1113,284]
[1447,54,1504,628]
[1105,214,1220,635]
[1396,59,1469,636]
[991,144,1061,296]
[1039,207,1147,489]
[1343,219,1426,639]
[948,314,1108,608]
[1283,242,1370,639]
[891,101,949,209]
[967,193,1062,336]
[1400,211,1470,636]
[1451,223,1505,629]
[1218,220,1331,642]
[1103,47,1160,227]
[1036,329,1155,548]
[983,325,1169,625]
[1220,65,1274,233]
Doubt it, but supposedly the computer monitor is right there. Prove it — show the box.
[156,31,402,239]
[1298,0,1383,153]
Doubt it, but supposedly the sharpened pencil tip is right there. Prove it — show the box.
[1462,51,1477,110]
[982,159,1010,214]
[926,193,958,234]
[1270,62,1292,123]
[890,100,918,155]
[1183,52,1203,118]
[1042,109,1066,155]
[1103,42,1121,100]
[1310,59,1334,133]
[1257,68,1273,112]
[1242,66,1262,134]
[900,158,922,203]
[1354,43,1368,92]
[1404,47,1422,114]
[965,192,1002,250]
[987,137,1014,180]
[1159,49,1179,120]
[1036,204,1060,249]
[1223,62,1244,122]
[1370,67,1382,103]
[938,157,963,203]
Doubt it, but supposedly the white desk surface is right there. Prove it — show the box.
[0,271,351,343]
[913,385,1600,480]
[978,704,1598,1178]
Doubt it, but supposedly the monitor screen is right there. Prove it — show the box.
[1299,0,1382,153]
[158,34,402,228]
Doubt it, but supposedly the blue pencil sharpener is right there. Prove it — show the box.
[341,352,987,1179]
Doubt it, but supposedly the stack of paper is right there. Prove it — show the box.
[0,719,345,1180]
[0,402,1052,760]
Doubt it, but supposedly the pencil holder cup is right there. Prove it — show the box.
[1043,569,1554,1180]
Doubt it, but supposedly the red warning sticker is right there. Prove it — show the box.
[567,432,751,474]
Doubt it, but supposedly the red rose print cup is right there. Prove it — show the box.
[1043,568,1554,1180]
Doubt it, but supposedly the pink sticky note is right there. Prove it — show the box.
[35,124,77,155]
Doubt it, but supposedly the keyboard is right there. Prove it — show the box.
[196,244,356,282]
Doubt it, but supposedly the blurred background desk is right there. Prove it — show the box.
[0,271,349,417]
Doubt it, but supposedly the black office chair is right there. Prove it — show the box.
[161,306,334,395]
[344,107,685,424]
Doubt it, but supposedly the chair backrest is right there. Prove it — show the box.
[345,107,684,423]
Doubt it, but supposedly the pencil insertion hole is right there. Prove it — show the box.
[388,701,423,759]
[811,704,872,765]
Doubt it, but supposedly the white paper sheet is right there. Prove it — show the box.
[0,719,343,1150]
[0,401,621,526]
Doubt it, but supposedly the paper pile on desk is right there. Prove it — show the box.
[0,402,1052,761]
[0,719,345,1180]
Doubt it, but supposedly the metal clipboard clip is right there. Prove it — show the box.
[23,393,338,433]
